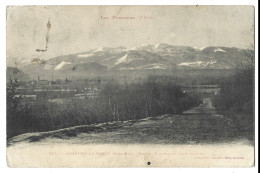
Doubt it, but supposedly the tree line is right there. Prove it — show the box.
[7,77,202,139]
[212,47,255,140]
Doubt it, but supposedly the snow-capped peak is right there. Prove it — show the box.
[77,53,94,58]
[178,61,204,67]
[154,43,161,49]
[214,48,226,52]
[21,58,32,64]
[126,46,138,51]
[140,43,149,47]
[146,63,166,69]
[178,60,217,67]
[193,46,206,51]
[115,54,128,65]
[93,47,105,52]
[54,61,72,70]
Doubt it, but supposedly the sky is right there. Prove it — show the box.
[6,6,254,66]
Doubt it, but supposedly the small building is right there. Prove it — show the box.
[37,76,49,85]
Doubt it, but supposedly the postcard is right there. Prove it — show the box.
[6,5,255,167]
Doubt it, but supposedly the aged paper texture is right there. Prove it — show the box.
[6,6,255,167]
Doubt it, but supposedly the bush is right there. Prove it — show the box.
[7,77,202,139]
[212,68,254,139]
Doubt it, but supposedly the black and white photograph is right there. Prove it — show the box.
[5,5,256,167]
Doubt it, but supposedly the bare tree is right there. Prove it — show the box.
[236,43,255,72]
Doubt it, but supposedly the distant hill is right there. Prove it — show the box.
[6,67,30,82]
[12,44,249,80]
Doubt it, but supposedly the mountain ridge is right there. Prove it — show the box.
[7,44,250,80]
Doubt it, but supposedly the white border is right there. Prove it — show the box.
[0,0,258,173]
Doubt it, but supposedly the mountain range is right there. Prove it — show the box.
[7,44,250,81]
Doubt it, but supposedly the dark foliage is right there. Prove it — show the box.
[212,49,255,140]
[6,77,202,139]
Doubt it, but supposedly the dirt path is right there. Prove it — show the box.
[66,98,242,144]
[8,98,251,146]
